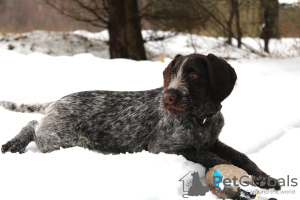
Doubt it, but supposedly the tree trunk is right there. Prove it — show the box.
[233,0,242,48]
[264,36,269,53]
[226,0,234,45]
[227,0,242,48]
[260,0,279,53]
[107,0,129,59]
[124,0,146,60]
[107,0,146,60]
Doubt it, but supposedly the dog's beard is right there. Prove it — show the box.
[162,95,191,115]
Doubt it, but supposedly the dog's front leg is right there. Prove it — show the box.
[178,148,230,169]
[210,140,280,190]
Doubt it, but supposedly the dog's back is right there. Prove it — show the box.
[55,89,163,152]
[1,88,163,153]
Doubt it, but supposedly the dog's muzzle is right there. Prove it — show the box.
[163,89,190,112]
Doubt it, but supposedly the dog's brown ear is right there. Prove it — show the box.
[206,54,237,104]
[163,54,182,88]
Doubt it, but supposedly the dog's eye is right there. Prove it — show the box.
[189,72,199,79]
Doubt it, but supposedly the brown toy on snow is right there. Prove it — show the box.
[206,164,278,200]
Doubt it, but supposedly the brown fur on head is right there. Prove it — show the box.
[162,53,237,113]
[206,53,237,104]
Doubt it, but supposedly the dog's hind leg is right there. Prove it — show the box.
[1,120,38,154]
[2,119,62,154]
[33,125,61,153]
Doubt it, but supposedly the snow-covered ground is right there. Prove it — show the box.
[279,0,299,4]
[1,30,300,60]
[0,31,300,200]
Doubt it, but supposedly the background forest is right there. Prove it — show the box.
[0,0,299,60]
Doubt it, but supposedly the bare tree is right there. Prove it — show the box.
[232,0,242,48]
[142,0,211,33]
[43,0,146,60]
[208,0,242,48]
[259,0,280,53]
[226,0,235,45]
[191,0,264,55]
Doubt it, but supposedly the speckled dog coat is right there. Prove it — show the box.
[0,53,280,190]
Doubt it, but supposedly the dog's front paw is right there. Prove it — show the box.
[254,174,281,190]
[1,140,26,154]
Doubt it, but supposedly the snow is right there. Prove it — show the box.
[1,30,300,61]
[0,31,300,200]
[279,0,299,4]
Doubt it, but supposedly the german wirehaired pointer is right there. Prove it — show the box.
[1,53,280,190]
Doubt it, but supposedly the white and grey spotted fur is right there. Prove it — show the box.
[0,53,281,191]
[1,54,222,154]
[168,58,189,93]
[166,58,190,110]
[0,101,52,115]
[0,88,222,154]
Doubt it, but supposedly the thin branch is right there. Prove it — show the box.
[101,0,108,12]
[42,0,107,28]
[143,32,178,43]
[194,0,265,56]
[73,0,108,23]
[138,0,161,17]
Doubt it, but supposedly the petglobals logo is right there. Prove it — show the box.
[179,171,209,198]
[211,174,298,190]
[179,165,298,199]
[206,165,299,199]
[209,172,298,198]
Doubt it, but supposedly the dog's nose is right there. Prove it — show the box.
[163,92,177,105]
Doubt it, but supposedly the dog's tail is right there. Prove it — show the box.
[0,101,52,115]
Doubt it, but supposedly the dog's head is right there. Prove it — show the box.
[162,53,237,115]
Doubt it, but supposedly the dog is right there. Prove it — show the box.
[0,53,280,190]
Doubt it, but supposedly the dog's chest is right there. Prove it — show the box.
[149,116,213,153]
